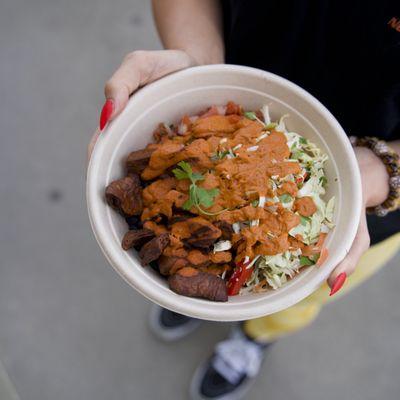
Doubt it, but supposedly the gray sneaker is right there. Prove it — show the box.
[190,325,270,400]
[148,305,202,342]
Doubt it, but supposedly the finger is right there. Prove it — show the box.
[327,212,370,288]
[103,53,141,121]
[101,50,195,129]
[87,128,101,165]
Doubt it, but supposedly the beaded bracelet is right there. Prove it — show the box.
[349,136,400,216]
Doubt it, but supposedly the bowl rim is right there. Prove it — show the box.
[87,64,362,321]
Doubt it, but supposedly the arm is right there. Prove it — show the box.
[328,139,400,293]
[99,0,224,130]
[152,0,224,65]
[88,0,225,157]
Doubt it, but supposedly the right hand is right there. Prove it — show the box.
[88,49,197,161]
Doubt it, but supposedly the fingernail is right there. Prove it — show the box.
[99,99,114,131]
[329,272,347,296]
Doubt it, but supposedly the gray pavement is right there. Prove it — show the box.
[0,0,399,399]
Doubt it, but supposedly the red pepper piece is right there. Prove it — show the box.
[227,260,253,296]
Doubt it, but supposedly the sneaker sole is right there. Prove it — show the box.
[148,305,203,342]
[189,357,255,400]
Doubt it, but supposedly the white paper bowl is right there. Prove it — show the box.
[87,65,362,321]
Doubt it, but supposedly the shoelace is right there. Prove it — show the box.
[212,330,264,385]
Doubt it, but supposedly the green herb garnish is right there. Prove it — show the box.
[319,176,328,187]
[300,256,315,266]
[264,122,278,130]
[299,137,308,145]
[172,161,220,215]
[279,194,293,203]
[244,111,257,120]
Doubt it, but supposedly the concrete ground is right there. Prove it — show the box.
[1,0,399,399]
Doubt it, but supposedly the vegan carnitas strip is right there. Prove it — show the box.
[105,102,335,301]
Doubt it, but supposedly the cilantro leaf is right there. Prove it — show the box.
[300,256,315,266]
[183,198,194,210]
[244,111,256,120]
[319,176,327,187]
[196,187,219,208]
[172,161,221,215]
[172,168,189,180]
[178,161,193,176]
[192,173,204,182]
[173,161,191,180]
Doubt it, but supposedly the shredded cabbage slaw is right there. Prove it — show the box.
[242,107,335,292]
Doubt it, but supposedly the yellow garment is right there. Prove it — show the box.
[244,233,400,342]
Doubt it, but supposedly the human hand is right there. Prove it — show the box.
[87,49,197,161]
[327,146,390,295]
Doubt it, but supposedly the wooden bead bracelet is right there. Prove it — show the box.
[350,136,400,216]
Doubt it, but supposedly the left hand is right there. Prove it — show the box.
[327,146,390,295]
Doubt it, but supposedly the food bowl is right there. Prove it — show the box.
[87,64,362,321]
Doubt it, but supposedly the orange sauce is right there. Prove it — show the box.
[140,112,306,264]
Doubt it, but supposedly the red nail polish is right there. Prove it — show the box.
[99,99,114,130]
[329,272,347,296]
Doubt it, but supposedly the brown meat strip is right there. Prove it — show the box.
[139,233,170,265]
[158,255,189,276]
[168,211,194,226]
[121,229,155,250]
[214,221,233,240]
[184,220,221,249]
[105,174,143,216]
[168,267,228,302]
[126,148,154,174]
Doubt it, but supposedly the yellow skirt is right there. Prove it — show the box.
[244,233,400,342]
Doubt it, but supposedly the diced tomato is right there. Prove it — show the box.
[225,101,242,115]
[227,260,253,296]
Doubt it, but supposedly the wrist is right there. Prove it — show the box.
[174,45,224,66]
[354,146,390,207]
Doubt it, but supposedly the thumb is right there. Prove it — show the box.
[327,212,370,288]
[99,50,196,130]
[100,53,141,130]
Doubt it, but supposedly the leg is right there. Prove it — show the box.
[190,233,400,399]
[244,232,400,343]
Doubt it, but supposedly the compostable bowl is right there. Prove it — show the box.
[87,65,362,321]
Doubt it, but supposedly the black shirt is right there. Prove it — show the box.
[222,0,400,244]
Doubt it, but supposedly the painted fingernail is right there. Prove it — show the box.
[99,99,114,131]
[329,272,347,296]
